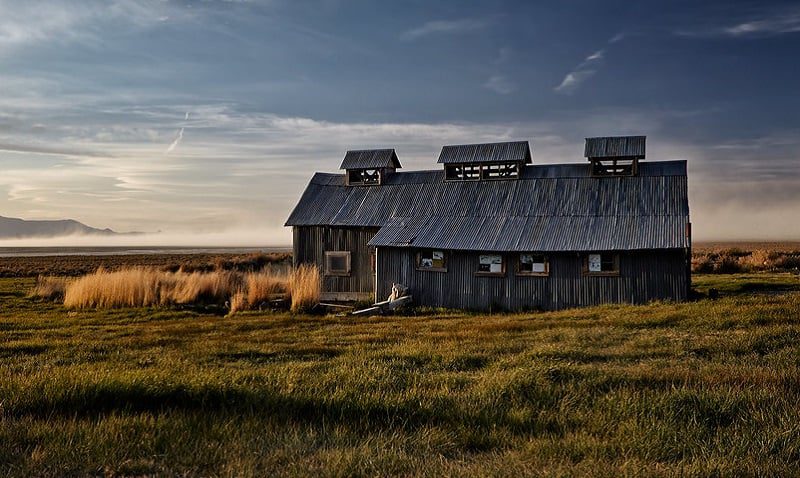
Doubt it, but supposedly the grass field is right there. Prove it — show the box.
[2,273,800,476]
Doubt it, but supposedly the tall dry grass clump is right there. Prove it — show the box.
[56,265,321,313]
[29,276,70,301]
[64,267,166,309]
[288,264,321,313]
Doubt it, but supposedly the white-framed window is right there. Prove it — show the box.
[416,250,446,272]
[324,251,351,276]
[584,253,620,276]
[517,253,549,276]
[476,254,505,276]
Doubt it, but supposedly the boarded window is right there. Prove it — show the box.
[481,162,519,180]
[584,253,620,275]
[477,254,505,276]
[444,164,481,181]
[348,169,380,185]
[417,250,446,271]
[325,251,351,276]
[518,253,548,276]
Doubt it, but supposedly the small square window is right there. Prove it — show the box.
[417,250,446,271]
[518,253,549,276]
[476,254,505,276]
[325,251,351,276]
[584,253,619,276]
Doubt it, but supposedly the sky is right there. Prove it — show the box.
[0,0,798,245]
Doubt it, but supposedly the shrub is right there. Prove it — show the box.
[28,276,69,301]
[289,264,321,313]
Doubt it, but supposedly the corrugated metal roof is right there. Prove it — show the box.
[437,141,532,164]
[585,136,646,159]
[285,160,689,252]
[339,149,401,170]
[368,215,687,251]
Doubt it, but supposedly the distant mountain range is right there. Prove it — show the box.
[0,216,129,239]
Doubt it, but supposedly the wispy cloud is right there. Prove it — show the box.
[553,31,627,95]
[400,18,488,41]
[0,0,177,53]
[554,48,605,94]
[675,8,800,38]
[484,75,515,95]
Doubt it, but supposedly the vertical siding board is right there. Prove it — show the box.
[294,226,379,296]
[376,247,687,311]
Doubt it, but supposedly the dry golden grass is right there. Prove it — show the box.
[289,264,321,313]
[246,271,289,307]
[28,276,70,301]
[58,266,320,312]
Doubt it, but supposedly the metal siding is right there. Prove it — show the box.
[340,149,401,170]
[438,141,532,164]
[377,248,688,311]
[293,226,378,295]
[584,136,646,158]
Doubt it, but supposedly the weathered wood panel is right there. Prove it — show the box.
[376,248,689,311]
[293,226,378,299]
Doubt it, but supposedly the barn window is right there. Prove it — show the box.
[444,164,481,181]
[324,251,351,276]
[481,162,519,180]
[584,253,620,276]
[348,168,381,185]
[476,254,505,276]
[517,253,549,276]
[416,250,446,272]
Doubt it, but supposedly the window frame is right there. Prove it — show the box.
[416,250,447,272]
[347,168,381,186]
[516,253,550,277]
[324,251,352,276]
[475,253,506,277]
[480,162,520,180]
[444,164,481,182]
[582,252,620,277]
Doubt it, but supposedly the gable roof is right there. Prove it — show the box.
[437,141,532,164]
[285,160,689,252]
[585,136,646,159]
[340,149,401,170]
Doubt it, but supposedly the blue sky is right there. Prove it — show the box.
[0,0,798,244]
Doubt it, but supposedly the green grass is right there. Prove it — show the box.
[693,272,800,295]
[3,275,800,476]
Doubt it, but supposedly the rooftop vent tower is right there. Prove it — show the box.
[340,149,401,186]
[584,136,646,177]
[438,140,532,181]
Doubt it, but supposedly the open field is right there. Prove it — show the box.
[2,273,800,476]
[692,242,800,274]
[0,251,291,277]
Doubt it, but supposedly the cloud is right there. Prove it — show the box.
[484,75,515,95]
[0,0,177,53]
[554,49,605,94]
[400,18,488,41]
[165,128,184,154]
[675,8,800,38]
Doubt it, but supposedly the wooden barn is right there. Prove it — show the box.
[285,136,691,310]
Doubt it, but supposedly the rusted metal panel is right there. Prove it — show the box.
[293,226,378,297]
[376,248,688,311]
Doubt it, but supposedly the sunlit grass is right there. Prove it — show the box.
[4,275,800,476]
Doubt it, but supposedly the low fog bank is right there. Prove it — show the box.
[0,226,292,248]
